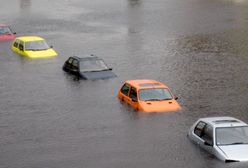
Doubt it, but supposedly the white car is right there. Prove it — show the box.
[188,116,248,162]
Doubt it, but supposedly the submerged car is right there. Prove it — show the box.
[63,55,116,80]
[11,36,57,58]
[0,24,16,40]
[118,79,181,112]
[188,116,248,162]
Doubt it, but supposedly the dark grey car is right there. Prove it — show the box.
[63,55,116,80]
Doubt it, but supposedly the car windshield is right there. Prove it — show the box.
[0,27,11,34]
[216,126,248,146]
[80,59,109,72]
[25,40,50,50]
[139,88,173,101]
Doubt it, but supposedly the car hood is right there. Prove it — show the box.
[0,34,16,40]
[139,99,181,113]
[80,70,116,80]
[218,145,248,162]
[25,49,57,58]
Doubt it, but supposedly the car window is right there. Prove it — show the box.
[138,88,173,101]
[120,83,130,96]
[72,60,79,68]
[129,87,137,100]
[79,59,108,72]
[201,124,213,145]
[13,40,19,48]
[25,40,49,50]
[19,41,24,51]
[0,27,11,34]
[194,121,206,137]
[68,58,73,64]
[216,126,248,146]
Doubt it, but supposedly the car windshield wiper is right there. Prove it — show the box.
[145,99,160,101]
[145,98,173,101]
[228,142,246,145]
[28,48,49,51]
[83,70,101,72]
[82,69,109,72]
[160,98,173,100]
[27,49,46,51]
[101,68,111,71]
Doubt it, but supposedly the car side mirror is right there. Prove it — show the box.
[50,45,53,48]
[204,141,213,146]
[175,97,178,100]
[109,67,113,70]
[13,32,16,34]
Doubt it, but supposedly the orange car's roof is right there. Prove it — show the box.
[125,79,169,90]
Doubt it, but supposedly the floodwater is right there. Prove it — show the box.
[1,0,248,167]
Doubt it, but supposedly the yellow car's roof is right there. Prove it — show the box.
[15,36,45,42]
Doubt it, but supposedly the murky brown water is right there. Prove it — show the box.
[1,0,248,167]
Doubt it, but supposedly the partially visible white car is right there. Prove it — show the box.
[188,116,248,162]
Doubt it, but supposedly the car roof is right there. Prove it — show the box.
[71,55,102,61]
[15,36,45,42]
[199,116,247,128]
[125,79,169,90]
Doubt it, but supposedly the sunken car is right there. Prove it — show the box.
[188,116,248,162]
[118,79,181,112]
[11,36,57,58]
[0,24,16,40]
[63,55,116,80]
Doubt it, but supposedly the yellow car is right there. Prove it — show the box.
[11,36,57,58]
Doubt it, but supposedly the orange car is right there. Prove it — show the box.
[118,79,181,112]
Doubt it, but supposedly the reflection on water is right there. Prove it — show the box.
[166,29,248,118]
[127,0,143,34]
[20,0,31,12]
[128,0,142,6]
[175,34,232,54]
[174,29,248,55]
[124,0,145,72]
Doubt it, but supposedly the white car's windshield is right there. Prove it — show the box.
[80,59,109,72]
[0,27,11,34]
[216,126,248,146]
[139,88,173,101]
[25,40,50,50]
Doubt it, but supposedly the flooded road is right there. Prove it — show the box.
[1,0,248,167]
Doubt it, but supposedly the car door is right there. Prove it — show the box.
[128,87,139,110]
[18,40,25,55]
[71,59,80,75]
[200,124,214,154]
[193,121,214,154]
[192,121,206,145]
[64,57,74,71]
[12,39,20,53]
[119,83,130,103]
